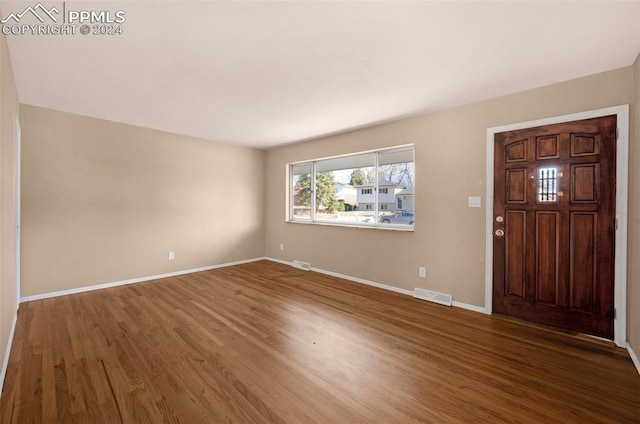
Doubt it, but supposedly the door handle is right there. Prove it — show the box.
[495,229,505,237]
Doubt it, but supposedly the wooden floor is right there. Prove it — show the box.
[1,261,638,423]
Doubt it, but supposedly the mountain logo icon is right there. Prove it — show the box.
[1,3,60,24]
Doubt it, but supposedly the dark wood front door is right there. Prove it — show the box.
[493,116,616,339]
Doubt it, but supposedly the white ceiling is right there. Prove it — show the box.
[2,1,640,149]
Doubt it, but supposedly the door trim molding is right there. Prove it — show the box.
[485,105,629,348]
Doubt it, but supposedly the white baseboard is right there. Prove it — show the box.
[0,312,18,396]
[20,257,266,303]
[310,265,413,297]
[452,301,487,314]
[264,257,486,313]
[265,257,291,267]
[628,343,640,376]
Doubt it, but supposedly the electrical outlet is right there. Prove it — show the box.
[280,243,284,251]
[168,251,175,261]
[419,267,426,278]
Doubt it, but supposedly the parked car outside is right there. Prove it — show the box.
[379,211,414,225]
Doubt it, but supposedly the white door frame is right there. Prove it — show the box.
[485,105,629,348]
[14,114,20,310]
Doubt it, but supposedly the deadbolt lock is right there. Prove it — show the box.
[495,216,504,223]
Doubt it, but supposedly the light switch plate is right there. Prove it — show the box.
[468,196,481,208]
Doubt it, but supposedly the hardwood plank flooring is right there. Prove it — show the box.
[1,260,638,423]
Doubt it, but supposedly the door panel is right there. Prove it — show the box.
[506,169,527,202]
[569,212,597,311]
[536,211,559,304]
[505,211,526,297]
[536,135,560,159]
[506,140,527,162]
[570,133,599,156]
[571,164,598,202]
[493,116,616,339]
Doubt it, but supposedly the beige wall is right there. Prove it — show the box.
[630,54,640,356]
[265,67,633,309]
[0,33,18,379]
[20,105,265,297]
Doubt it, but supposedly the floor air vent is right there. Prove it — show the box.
[292,260,311,271]
[413,288,452,306]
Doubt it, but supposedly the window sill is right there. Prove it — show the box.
[286,220,414,232]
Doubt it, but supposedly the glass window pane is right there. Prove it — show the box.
[291,164,312,220]
[537,167,558,203]
[314,165,376,225]
[378,148,415,227]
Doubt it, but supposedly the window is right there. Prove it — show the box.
[291,163,312,220]
[288,145,415,228]
[538,167,558,202]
